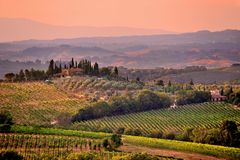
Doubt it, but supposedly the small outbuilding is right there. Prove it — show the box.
[210,90,227,102]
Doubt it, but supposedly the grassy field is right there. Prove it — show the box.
[0,82,87,126]
[72,102,240,134]
[11,125,111,139]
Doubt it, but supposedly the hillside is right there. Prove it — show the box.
[1,81,240,159]
[72,102,240,134]
[159,66,240,84]
[0,30,239,70]
[0,82,87,126]
[54,76,143,101]
[0,18,173,42]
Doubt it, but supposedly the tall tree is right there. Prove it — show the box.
[100,67,111,76]
[136,77,140,82]
[59,62,62,73]
[168,80,172,87]
[93,62,99,75]
[4,73,15,82]
[54,64,58,74]
[19,69,25,81]
[190,79,194,85]
[47,59,54,76]
[220,120,239,147]
[220,88,224,96]
[71,58,74,68]
[25,69,31,81]
[114,67,118,76]
[156,80,164,86]
[75,61,78,68]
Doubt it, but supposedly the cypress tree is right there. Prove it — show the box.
[93,62,99,75]
[19,69,25,81]
[71,58,74,68]
[59,62,62,73]
[168,80,172,87]
[114,67,118,75]
[25,69,31,81]
[190,79,194,85]
[75,61,78,68]
[47,59,54,76]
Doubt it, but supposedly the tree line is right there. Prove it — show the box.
[4,69,47,82]
[4,58,119,82]
[47,58,118,77]
[176,90,211,105]
[72,90,172,122]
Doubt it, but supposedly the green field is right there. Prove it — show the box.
[72,102,240,134]
[0,82,87,126]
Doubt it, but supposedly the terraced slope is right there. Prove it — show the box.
[72,102,240,134]
[0,82,86,126]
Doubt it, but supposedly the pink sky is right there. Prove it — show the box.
[0,0,240,32]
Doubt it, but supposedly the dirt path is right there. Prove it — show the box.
[118,143,226,160]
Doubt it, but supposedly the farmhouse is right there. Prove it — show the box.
[210,90,227,102]
[55,68,84,77]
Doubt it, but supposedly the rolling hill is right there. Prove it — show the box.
[0,30,239,70]
[71,102,240,134]
[0,82,87,126]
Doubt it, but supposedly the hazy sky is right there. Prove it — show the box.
[0,0,240,32]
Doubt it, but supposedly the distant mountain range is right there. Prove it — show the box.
[0,18,174,42]
[0,29,240,78]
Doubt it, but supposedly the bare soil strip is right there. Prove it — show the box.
[118,143,226,160]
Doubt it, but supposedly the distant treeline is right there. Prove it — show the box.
[4,69,47,82]
[118,66,207,81]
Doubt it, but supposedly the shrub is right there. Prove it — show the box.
[113,153,161,160]
[98,127,113,133]
[111,134,122,148]
[115,127,125,134]
[0,111,13,125]
[102,134,122,151]
[150,130,163,138]
[165,132,175,140]
[0,151,23,160]
[181,128,194,141]
[0,124,11,133]
[66,152,99,160]
[176,90,211,105]
[124,129,134,135]
[132,129,142,136]
[0,111,13,132]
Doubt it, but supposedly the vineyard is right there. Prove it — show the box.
[0,133,129,160]
[1,126,240,160]
[0,132,180,160]
[0,82,87,126]
[72,102,240,134]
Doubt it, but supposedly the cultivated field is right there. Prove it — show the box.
[0,82,86,126]
[72,102,240,134]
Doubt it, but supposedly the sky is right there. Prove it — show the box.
[0,0,240,32]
